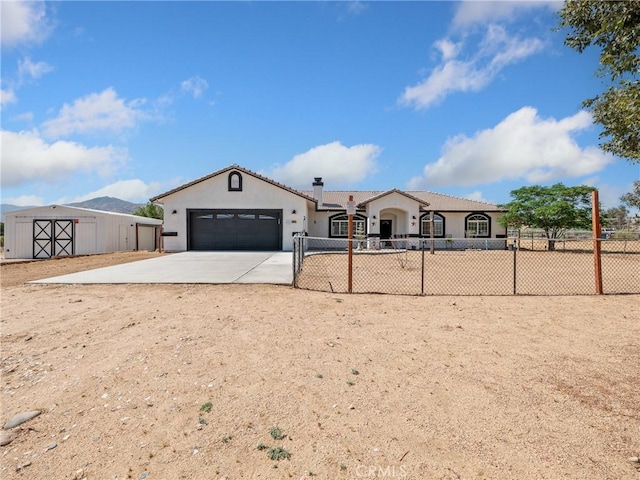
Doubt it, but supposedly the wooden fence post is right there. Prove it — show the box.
[592,190,603,294]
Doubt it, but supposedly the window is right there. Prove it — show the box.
[329,214,366,237]
[420,213,444,237]
[465,213,490,237]
[228,171,242,191]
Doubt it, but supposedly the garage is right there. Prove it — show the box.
[188,209,282,251]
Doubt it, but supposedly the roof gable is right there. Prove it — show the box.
[150,164,316,203]
[357,189,429,208]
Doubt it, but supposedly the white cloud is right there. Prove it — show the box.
[41,88,149,138]
[0,0,52,47]
[270,141,382,187]
[55,179,162,204]
[18,57,54,83]
[408,107,614,189]
[400,25,544,109]
[464,191,492,203]
[181,76,209,99]
[1,88,17,106]
[452,1,559,29]
[1,129,128,188]
[2,194,44,206]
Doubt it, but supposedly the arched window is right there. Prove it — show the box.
[228,171,242,191]
[420,213,445,237]
[329,213,367,238]
[465,213,490,237]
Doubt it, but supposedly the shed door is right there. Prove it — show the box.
[33,219,74,259]
[188,209,282,251]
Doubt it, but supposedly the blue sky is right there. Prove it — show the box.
[1,0,638,210]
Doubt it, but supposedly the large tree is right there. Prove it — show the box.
[498,184,595,250]
[620,180,640,210]
[558,1,640,161]
[133,202,164,220]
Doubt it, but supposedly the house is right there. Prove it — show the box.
[3,206,162,259]
[151,164,506,252]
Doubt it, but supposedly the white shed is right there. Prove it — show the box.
[3,205,162,259]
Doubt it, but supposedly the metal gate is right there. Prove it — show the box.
[33,219,74,259]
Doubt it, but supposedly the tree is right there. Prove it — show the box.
[558,1,640,161]
[498,184,595,250]
[603,206,629,230]
[133,202,163,220]
[620,180,640,210]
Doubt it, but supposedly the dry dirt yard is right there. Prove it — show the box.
[1,253,639,480]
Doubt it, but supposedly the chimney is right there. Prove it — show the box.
[312,177,324,206]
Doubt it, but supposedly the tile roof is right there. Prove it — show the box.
[150,164,317,203]
[301,190,505,212]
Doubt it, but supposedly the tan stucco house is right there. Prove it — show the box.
[150,164,506,252]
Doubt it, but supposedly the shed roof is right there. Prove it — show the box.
[4,205,162,224]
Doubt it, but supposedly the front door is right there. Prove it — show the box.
[380,220,392,240]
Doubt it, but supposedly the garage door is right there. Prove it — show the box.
[188,209,282,251]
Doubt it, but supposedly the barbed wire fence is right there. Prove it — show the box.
[292,236,639,296]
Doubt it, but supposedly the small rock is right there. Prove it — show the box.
[140,472,149,479]
[630,456,640,463]
[45,442,57,451]
[16,461,32,471]
[72,468,84,480]
[3,410,41,429]
[0,431,17,446]
[349,404,355,410]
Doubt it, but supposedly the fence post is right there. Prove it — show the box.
[592,190,603,294]
[421,239,425,295]
[347,195,355,294]
[512,241,517,295]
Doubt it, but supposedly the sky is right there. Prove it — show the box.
[1,0,638,211]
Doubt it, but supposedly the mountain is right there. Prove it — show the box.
[1,197,144,223]
[66,196,143,214]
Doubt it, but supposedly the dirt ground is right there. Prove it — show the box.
[1,253,639,479]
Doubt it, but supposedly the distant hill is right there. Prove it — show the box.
[1,197,144,223]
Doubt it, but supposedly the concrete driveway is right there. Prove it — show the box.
[31,252,293,285]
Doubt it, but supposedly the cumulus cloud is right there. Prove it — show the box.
[181,76,209,99]
[55,179,162,204]
[41,88,148,138]
[1,0,53,47]
[400,25,544,109]
[1,129,128,188]
[1,88,17,106]
[452,1,559,29]
[2,194,44,207]
[18,57,54,83]
[407,107,614,189]
[270,141,382,187]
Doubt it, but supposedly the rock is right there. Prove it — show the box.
[72,468,85,480]
[630,456,640,463]
[3,410,41,429]
[0,431,17,446]
[16,461,32,471]
[45,442,57,451]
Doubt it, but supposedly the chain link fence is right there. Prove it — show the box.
[293,236,639,296]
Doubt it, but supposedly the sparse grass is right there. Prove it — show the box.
[315,373,323,379]
[351,368,359,375]
[200,402,212,413]
[198,417,207,425]
[267,446,291,461]
[221,435,232,444]
[340,463,347,471]
[257,441,268,451]
[347,380,355,386]
[270,426,285,440]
